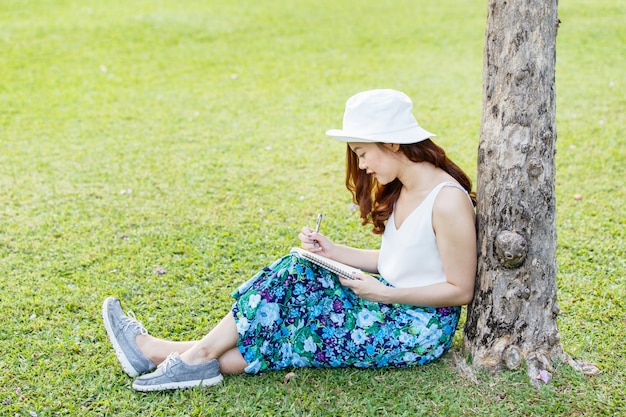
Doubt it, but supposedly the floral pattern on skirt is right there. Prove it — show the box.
[231,254,460,374]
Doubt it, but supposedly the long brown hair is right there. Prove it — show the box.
[346,139,476,234]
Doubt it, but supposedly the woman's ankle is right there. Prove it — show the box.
[180,346,214,366]
[135,334,161,364]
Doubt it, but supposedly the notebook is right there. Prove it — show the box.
[290,247,360,279]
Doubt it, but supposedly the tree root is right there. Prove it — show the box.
[452,348,600,387]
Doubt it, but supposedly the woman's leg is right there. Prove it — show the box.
[216,347,248,375]
[135,336,197,365]
[136,312,247,375]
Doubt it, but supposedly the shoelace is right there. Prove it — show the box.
[119,311,148,335]
[158,352,180,373]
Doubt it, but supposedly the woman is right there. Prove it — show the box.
[102,89,477,392]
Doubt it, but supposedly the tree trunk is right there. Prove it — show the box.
[462,0,570,386]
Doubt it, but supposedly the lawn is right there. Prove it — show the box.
[0,0,624,415]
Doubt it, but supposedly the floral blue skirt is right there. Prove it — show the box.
[231,254,460,374]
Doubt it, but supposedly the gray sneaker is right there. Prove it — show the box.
[132,352,223,392]
[102,297,156,377]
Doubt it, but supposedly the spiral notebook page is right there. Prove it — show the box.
[290,247,360,279]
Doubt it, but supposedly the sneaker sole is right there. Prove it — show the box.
[132,374,224,392]
[102,297,140,378]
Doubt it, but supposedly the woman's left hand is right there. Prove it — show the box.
[338,273,390,303]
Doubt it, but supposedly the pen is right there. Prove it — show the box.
[315,213,323,233]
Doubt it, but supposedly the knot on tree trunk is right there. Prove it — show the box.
[527,158,544,178]
[503,344,522,369]
[494,230,527,268]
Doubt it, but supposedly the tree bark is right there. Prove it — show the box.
[462,0,572,386]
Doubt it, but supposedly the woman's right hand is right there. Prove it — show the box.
[298,227,335,258]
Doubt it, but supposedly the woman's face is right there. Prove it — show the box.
[348,142,399,185]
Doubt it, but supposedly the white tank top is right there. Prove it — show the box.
[378,182,470,288]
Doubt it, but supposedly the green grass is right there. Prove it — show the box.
[0,0,624,415]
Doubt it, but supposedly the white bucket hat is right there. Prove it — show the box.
[325,89,435,144]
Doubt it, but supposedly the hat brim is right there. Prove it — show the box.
[325,125,435,144]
